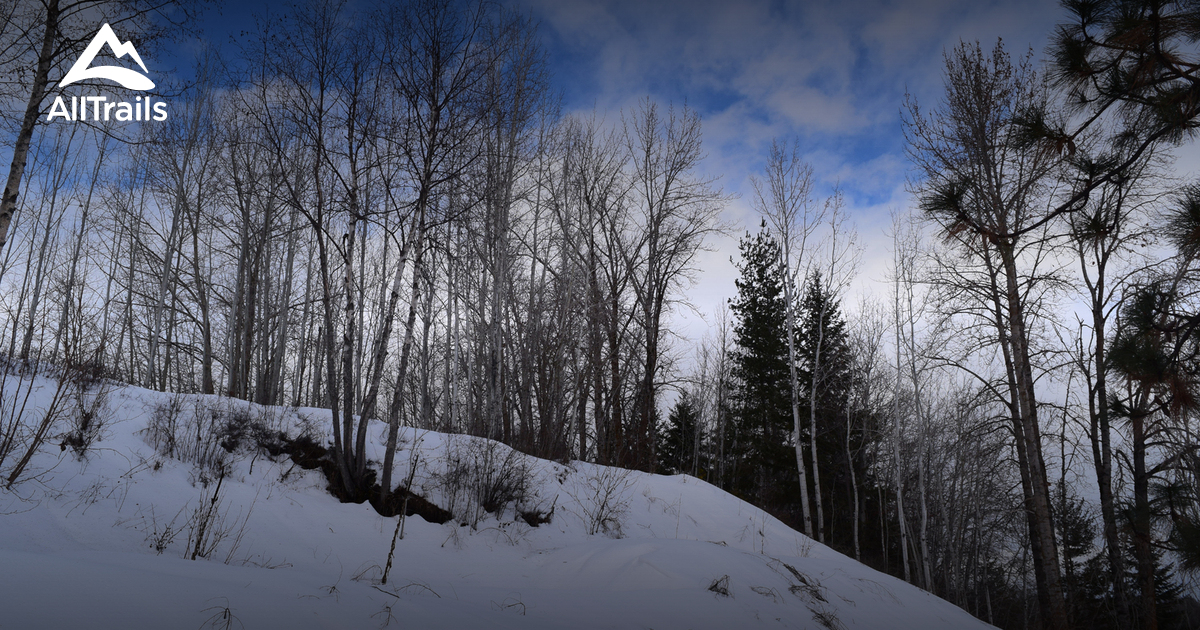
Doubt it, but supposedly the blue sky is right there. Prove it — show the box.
[508,0,1066,338]
[166,0,1071,341]
[175,0,1062,209]
[521,0,1060,197]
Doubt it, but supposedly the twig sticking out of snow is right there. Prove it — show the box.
[708,574,731,597]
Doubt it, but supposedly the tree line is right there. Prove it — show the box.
[0,0,725,499]
[655,3,1200,630]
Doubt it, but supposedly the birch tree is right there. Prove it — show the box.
[803,195,860,544]
[378,0,498,505]
[752,138,820,537]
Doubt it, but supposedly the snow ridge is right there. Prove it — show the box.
[0,373,994,629]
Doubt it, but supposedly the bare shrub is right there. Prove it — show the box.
[213,403,291,458]
[144,397,264,484]
[198,598,245,630]
[185,400,235,483]
[60,365,114,456]
[566,465,634,537]
[435,437,536,528]
[147,397,306,482]
[3,372,72,489]
[0,357,114,481]
[149,509,185,554]
[183,473,255,563]
[119,491,250,561]
[0,364,38,476]
[216,407,254,453]
[292,411,322,443]
[144,394,185,459]
[126,504,188,555]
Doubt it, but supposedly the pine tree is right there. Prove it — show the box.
[1052,482,1105,628]
[728,225,799,515]
[797,272,851,399]
[658,394,703,476]
[796,271,852,541]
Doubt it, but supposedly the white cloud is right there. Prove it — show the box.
[516,0,1080,355]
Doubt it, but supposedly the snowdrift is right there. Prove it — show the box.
[0,372,994,629]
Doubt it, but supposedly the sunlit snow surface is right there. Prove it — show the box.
[0,375,994,629]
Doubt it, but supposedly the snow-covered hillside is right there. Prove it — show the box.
[0,373,993,629]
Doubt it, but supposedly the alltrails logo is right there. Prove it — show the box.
[47,23,167,122]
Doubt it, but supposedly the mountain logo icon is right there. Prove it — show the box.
[59,23,154,91]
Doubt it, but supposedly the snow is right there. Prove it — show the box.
[0,373,994,629]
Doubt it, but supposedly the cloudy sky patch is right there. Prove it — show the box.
[181,0,1079,342]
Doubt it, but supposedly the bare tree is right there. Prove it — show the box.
[906,41,1069,630]
[846,296,888,562]
[752,138,820,538]
[548,114,636,467]
[622,99,724,472]
[252,0,375,498]
[1063,147,1157,628]
[891,209,933,589]
[15,122,78,361]
[805,194,860,544]
[147,55,221,393]
[378,0,497,505]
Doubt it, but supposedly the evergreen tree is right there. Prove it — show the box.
[658,393,703,476]
[1052,482,1107,628]
[797,271,851,419]
[728,225,799,515]
[796,271,853,542]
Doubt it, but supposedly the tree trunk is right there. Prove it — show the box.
[380,228,428,506]
[781,246,814,538]
[0,0,60,257]
[999,243,1069,630]
[358,219,417,428]
[892,287,912,584]
[1132,405,1158,630]
[846,402,860,561]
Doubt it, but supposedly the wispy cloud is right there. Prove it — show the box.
[513,0,1067,341]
